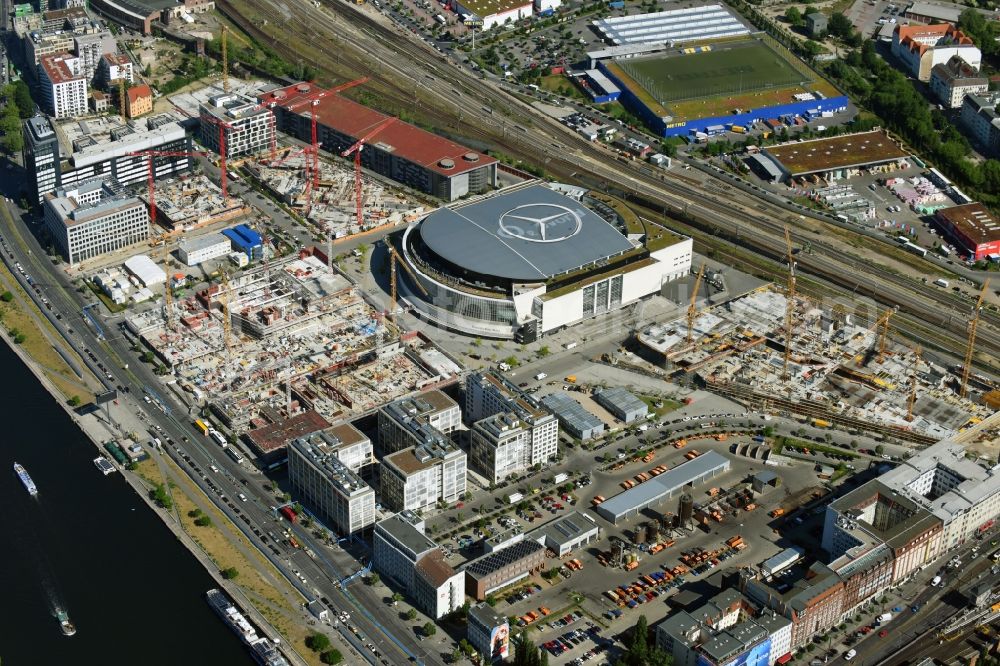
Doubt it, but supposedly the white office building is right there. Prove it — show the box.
[177,234,232,266]
[381,438,467,512]
[288,432,376,535]
[38,53,88,119]
[377,390,462,455]
[199,92,275,159]
[471,413,533,484]
[43,182,149,265]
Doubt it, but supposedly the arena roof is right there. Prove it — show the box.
[419,185,634,281]
[764,130,909,177]
[261,83,496,179]
[592,4,749,46]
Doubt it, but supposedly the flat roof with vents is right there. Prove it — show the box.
[936,203,1000,246]
[764,130,909,177]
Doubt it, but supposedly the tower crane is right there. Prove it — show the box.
[907,344,921,423]
[782,226,796,380]
[341,117,398,235]
[961,278,990,399]
[199,114,235,199]
[876,307,895,364]
[383,239,427,322]
[686,263,706,345]
[118,77,127,118]
[284,77,370,191]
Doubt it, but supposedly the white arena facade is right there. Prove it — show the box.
[397,184,693,341]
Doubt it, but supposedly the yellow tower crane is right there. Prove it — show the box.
[687,263,706,345]
[876,308,894,364]
[220,25,230,94]
[118,77,127,118]
[384,240,427,322]
[961,279,990,399]
[907,344,921,422]
[783,226,796,380]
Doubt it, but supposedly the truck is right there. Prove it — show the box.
[508,492,524,504]
[811,418,831,428]
[534,372,547,381]
[553,473,568,484]
[279,506,298,523]
[564,342,578,350]
[876,613,892,625]
[729,125,746,134]
[933,278,949,288]
[194,419,209,435]
[565,375,577,383]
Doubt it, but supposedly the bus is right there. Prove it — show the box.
[194,419,209,435]
[225,447,244,464]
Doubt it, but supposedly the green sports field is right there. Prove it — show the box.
[615,40,808,105]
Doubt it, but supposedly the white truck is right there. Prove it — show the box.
[534,372,547,381]
[876,613,892,624]
[934,278,949,288]
[508,492,524,504]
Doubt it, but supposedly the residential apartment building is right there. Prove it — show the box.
[380,437,467,512]
[465,371,559,466]
[960,93,1000,157]
[929,55,988,108]
[199,93,275,159]
[97,52,135,88]
[73,30,117,80]
[377,390,461,455]
[125,84,153,118]
[38,53,88,118]
[43,181,149,265]
[467,603,510,664]
[287,432,375,535]
[741,562,845,650]
[891,23,981,81]
[372,513,464,619]
[22,114,192,204]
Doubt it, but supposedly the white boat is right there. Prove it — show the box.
[93,457,116,475]
[14,462,37,496]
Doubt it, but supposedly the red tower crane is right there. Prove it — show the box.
[199,114,234,199]
[284,77,369,190]
[127,149,209,226]
[341,117,397,233]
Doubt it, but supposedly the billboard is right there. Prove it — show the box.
[696,637,771,666]
[489,622,510,662]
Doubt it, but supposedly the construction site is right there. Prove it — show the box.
[140,173,249,231]
[124,250,458,434]
[244,149,426,239]
[636,283,993,443]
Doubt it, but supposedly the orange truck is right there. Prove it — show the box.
[625,561,639,571]
[673,439,687,449]
[770,508,785,518]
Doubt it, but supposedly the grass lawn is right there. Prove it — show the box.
[639,395,683,418]
[538,73,585,100]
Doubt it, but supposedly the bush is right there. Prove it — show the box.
[221,567,239,580]
[320,649,343,664]
[194,515,212,527]
[0,291,12,302]
[307,632,331,652]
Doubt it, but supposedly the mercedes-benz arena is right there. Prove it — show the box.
[397,183,692,340]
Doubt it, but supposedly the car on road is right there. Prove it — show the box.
[844,649,857,661]
[878,629,888,638]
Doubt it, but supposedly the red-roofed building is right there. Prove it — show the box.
[97,53,135,89]
[891,23,980,81]
[260,82,497,201]
[126,84,153,118]
[38,53,88,119]
[244,410,332,462]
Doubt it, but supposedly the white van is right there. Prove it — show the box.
[933,278,949,288]
[534,372,547,381]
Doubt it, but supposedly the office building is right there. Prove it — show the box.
[470,413,533,484]
[23,116,60,204]
[530,511,599,557]
[43,181,149,265]
[373,513,463,619]
[377,390,461,455]
[199,92,275,159]
[465,371,559,467]
[381,439,467,512]
[464,539,546,600]
[177,234,232,266]
[468,603,510,664]
[287,432,375,534]
[929,55,988,108]
[38,53,88,118]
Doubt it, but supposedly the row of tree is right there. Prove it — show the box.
[0,80,34,154]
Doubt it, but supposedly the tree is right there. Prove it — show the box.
[959,8,998,55]
[307,632,331,652]
[422,621,437,637]
[406,608,417,621]
[320,649,343,665]
[800,39,822,62]
[367,572,380,586]
[615,614,673,666]
[67,395,81,407]
[875,444,885,455]
[12,80,33,119]
[391,592,403,605]
[537,345,551,357]
[451,647,463,663]
[827,12,853,39]
[221,567,239,579]
[0,291,11,302]
[0,104,23,153]
[784,6,803,26]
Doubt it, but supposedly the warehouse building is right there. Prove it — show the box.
[43,182,149,265]
[381,439,468,512]
[200,92,275,159]
[378,390,461,455]
[761,130,910,183]
[530,511,600,557]
[287,433,376,535]
[596,451,730,524]
[935,203,1000,261]
[540,392,605,441]
[177,234,231,266]
[123,254,166,287]
[398,184,692,339]
[261,82,497,202]
[22,114,192,205]
[593,386,648,423]
[464,539,546,600]
[468,603,510,664]
[373,512,464,619]
[592,5,749,46]
[929,55,987,109]
[960,93,1000,157]
[892,23,980,81]
[452,0,532,30]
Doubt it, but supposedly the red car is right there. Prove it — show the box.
[878,630,888,638]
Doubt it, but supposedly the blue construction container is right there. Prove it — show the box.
[222,225,263,260]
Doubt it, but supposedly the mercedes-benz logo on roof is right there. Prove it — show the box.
[498,204,583,243]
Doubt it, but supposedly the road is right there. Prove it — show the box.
[0,200,446,665]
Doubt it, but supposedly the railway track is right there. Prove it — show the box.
[218,0,998,373]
